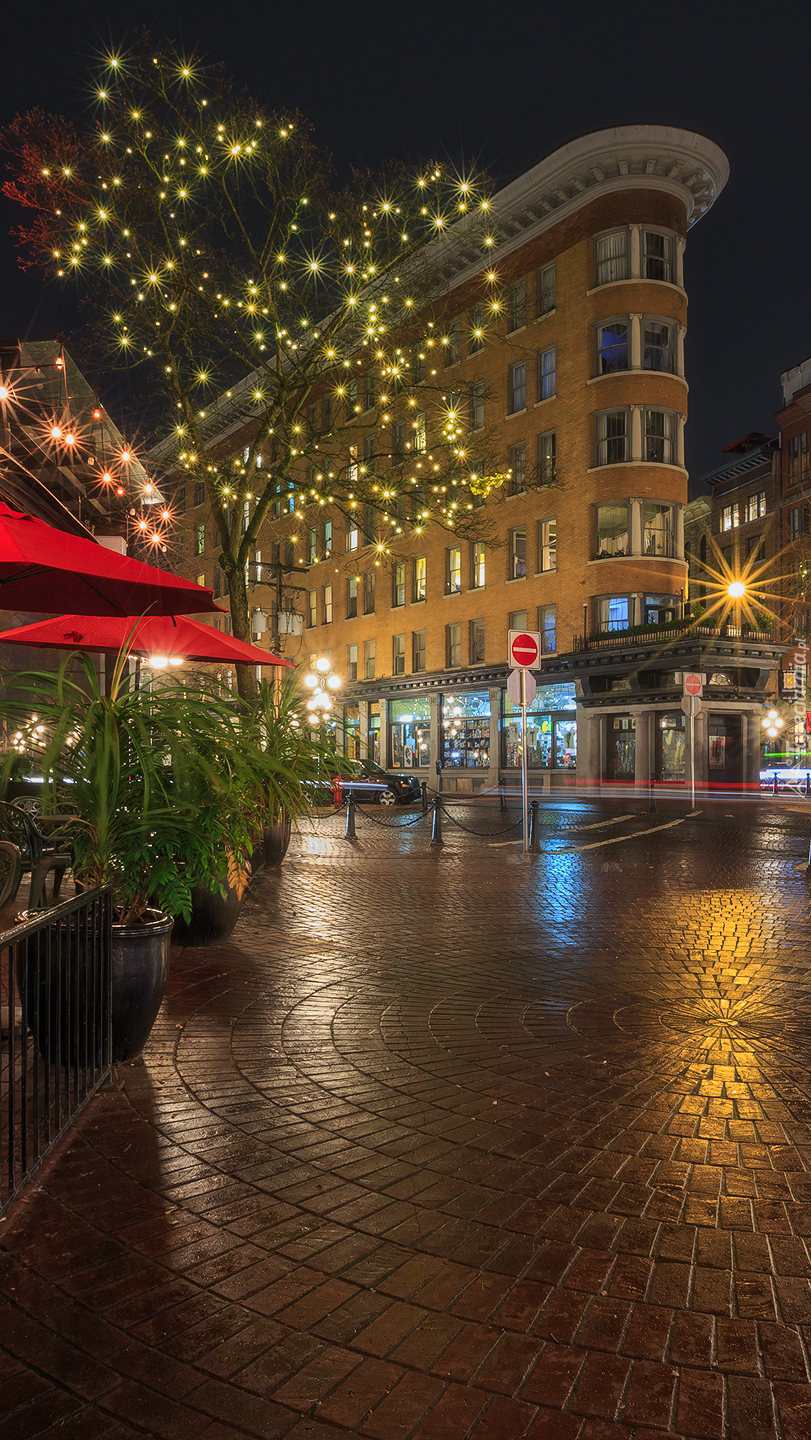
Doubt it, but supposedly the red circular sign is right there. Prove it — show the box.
[684,673,702,695]
[510,632,539,667]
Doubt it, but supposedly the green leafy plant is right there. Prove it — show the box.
[248,673,341,822]
[0,649,280,925]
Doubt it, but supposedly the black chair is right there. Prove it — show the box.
[0,840,22,909]
[0,802,75,911]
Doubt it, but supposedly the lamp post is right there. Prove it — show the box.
[303,657,341,763]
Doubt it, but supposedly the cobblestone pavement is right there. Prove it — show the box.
[4,798,811,1440]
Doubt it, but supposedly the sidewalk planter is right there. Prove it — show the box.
[112,910,173,1063]
[172,884,242,947]
[17,905,171,1066]
[263,814,292,868]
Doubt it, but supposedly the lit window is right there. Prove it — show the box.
[446,546,461,594]
[595,230,629,285]
[539,346,556,400]
[539,518,556,572]
[510,527,526,579]
[597,321,628,374]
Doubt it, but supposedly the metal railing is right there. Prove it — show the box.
[1,887,112,1216]
[571,622,774,652]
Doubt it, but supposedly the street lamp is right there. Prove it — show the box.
[727,580,746,600]
[303,655,341,729]
[762,708,784,742]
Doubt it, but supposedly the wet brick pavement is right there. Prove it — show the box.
[3,797,811,1440]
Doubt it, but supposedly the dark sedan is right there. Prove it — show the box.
[332,759,422,806]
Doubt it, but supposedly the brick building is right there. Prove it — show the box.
[167,126,784,791]
[775,358,811,755]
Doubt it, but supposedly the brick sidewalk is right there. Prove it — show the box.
[3,800,811,1439]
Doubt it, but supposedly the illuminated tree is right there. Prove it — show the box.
[3,40,548,697]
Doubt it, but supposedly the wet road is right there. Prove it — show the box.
[3,798,811,1440]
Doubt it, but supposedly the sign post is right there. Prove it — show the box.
[508,631,542,853]
[682,674,704,812]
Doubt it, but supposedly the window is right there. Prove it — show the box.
[364,639,376,679]
[446,546,461,593]
[508,278,526,332]
[508,441,526,494]
[539,604,556,654]
[722,544,733,565]
[537,261,555,315]
[194,481,205,506]
[307,526,317,564]
[596,410,627,466]
[322,394,333,430]
[471,541,486,589]
[347,643,358,681]
[747,491,767,522]
[509,609,527,632]
[539,346,556,400]
[469,303,484,353]
[644,503,674,557]
[788,432,810,484]
[412,346,425,383]
[510,527,527,578]
[539,518,556,572]
[392,562,405,607]
[410,630,426,673]
[643,319,675,373]
[721,503,740,532]
[445,316,460,364]
[346,378,358,415]
[307,590,317,628]
[414,556,426,601]
[196,572,205,588]
[393,634,406,674]
[596,503,629,557]
[509,361,526,414]
[363,434,376,470]
[470,379,485,430]
[363,370,375,411]
[645,409,675,464]
[747,534,766,561]
[323,519,333,557]
[347,577,358,618]
[645,593,678,626]
[470,619,485,664]
[538,430,556,484]
[195,523,205,555]
[323,584,333,624]
[597,321,628,374]
[412,410,426,453]
[597,596,630,632]
[175,484,186,511]
[347,520,359,551]
[788,506,809,541]
[643,229,675,284]
[446,623,461,668]
[595,229,629,285]
[364,570,375,615]
[284,539,295,569]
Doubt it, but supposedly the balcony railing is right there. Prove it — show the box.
[1,887,112,1216]
[571,621,774,652]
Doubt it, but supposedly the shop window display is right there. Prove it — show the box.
[390,697,430,770]
[502,683,577,769]
[441,690,490,768]
[658,711,686,782]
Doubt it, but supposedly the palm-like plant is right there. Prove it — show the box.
[249,673,340,823]
[0,650,276,925]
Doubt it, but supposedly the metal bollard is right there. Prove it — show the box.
[806,773,810,797]
[649,774,657,812]
[773,772,779,796]
[421,780,428,815]
[528,799,541,853]
[499,788,508,812]
[344,791,356,839]
[430,795,444,846]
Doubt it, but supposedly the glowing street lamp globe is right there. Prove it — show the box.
[727,580,746,599]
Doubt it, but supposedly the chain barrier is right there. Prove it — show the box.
[352,804,429,831]
[438,803,524,838]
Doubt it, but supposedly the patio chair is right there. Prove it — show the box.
[0,840,22,909]
[0,803,75,911]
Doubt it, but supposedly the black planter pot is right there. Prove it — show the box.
[263,814,292,868]
[17,907,172,1067]
[172,884,242,947]
[112,910,173,1063]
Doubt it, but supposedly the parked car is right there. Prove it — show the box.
[332,759,422,806]
[760,764,811,794]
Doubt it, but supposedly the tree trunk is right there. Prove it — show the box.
[227,563,259,703]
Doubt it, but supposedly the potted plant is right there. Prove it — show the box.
[0,649,266,1061]
[250,674,339,868]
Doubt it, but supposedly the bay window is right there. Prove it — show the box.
[645,409,675,464]
[597,320,629,374]
[596,503,629,558]
[597,596,631,633]
[643,319,675,373]
[644,503,674,557]
[595,229,630,285]
[596,409,627,466]
[643,229,675,284]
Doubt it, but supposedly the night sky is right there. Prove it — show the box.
[2,0,809,494]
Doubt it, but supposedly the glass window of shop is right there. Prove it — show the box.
[368,701,381,764]
[502,683,577,770]
[390,697,431,770]
[343,703,361,759]
[441,690,490,768]
[657,711,686,782]
[607,715,635,780]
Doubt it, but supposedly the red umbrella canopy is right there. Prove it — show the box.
[0,503,219,616]
[0,612,292,666]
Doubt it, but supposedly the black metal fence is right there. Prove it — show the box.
[0,887,112,1216]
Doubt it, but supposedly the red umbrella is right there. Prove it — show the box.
[0,612,292,666]
[0,503,219,615]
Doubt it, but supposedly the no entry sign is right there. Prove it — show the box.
[508,629,541,669]
[684,672,704,696]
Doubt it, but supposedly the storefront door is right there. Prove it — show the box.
[708,714,742,787]
[607,716,635,780]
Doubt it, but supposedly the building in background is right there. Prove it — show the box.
[169,126,784,791]
[775,358,811,755]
